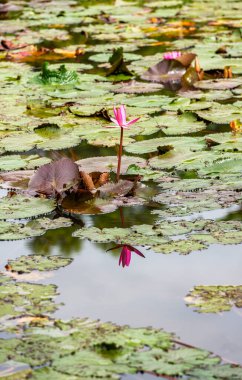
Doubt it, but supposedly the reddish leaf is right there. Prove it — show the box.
[141,53,196,89]
[28,158,80,196]
[175,53,197,67]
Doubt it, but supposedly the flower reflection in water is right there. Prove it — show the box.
[107,244,145,268]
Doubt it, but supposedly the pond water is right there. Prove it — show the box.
[1,204,242,365]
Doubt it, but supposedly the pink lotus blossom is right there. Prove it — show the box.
[163,51,182,60]
[107,244,145,268]
[106,105,140,129]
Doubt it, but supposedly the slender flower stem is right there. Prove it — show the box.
[116,127,123,182]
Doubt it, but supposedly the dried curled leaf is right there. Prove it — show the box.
[106,47,133,76]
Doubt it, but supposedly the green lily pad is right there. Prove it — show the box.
[196,104,242,124]
[6,255,72,274]
[185,285,242,313]
[0,274,59,317]
[125,136,204,155]
[0,155,51,172]
[0,195,56,220]
[194,78,242,90]
[0,217,72,241]
[155,112,207,135]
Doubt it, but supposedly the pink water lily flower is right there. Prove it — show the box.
[105,105,140,182]
[107,105,140,129]
[163,51,182,60]
[107,244,145,268]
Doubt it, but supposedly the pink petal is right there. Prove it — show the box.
[163,51,182,60]
[120,105,127,125]
[120,246,130,267]
[127,245,145,257]
[110,117,120,126]
[125,249,131,266]
[106,245,123,252]
[126,117,140,126]
[119,253,123,266]
[116,107,123,126]
[113,107,118,119]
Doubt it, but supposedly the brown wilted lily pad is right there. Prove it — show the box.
[113,80,164,94]
[194,78,242,90]
[141,53,196,89]
[28,158,80,196]
[0,170,34,191]
[76,156,146,174]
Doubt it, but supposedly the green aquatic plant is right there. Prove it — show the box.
[37,62,78,85]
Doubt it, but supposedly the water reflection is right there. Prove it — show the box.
[222,206,242,221]
[27,203,157,258]
[27,225,82,256]
[90,204,158,229]
[106,208,145,267]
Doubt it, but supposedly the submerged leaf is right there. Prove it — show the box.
[98,180,134,198]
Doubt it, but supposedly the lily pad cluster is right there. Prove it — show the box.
[1,271,242,379]
[73,219,242,255]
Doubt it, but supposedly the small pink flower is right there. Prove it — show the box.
[106,105,140,129]
[163,51,182,60]
[107,244,145,267]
